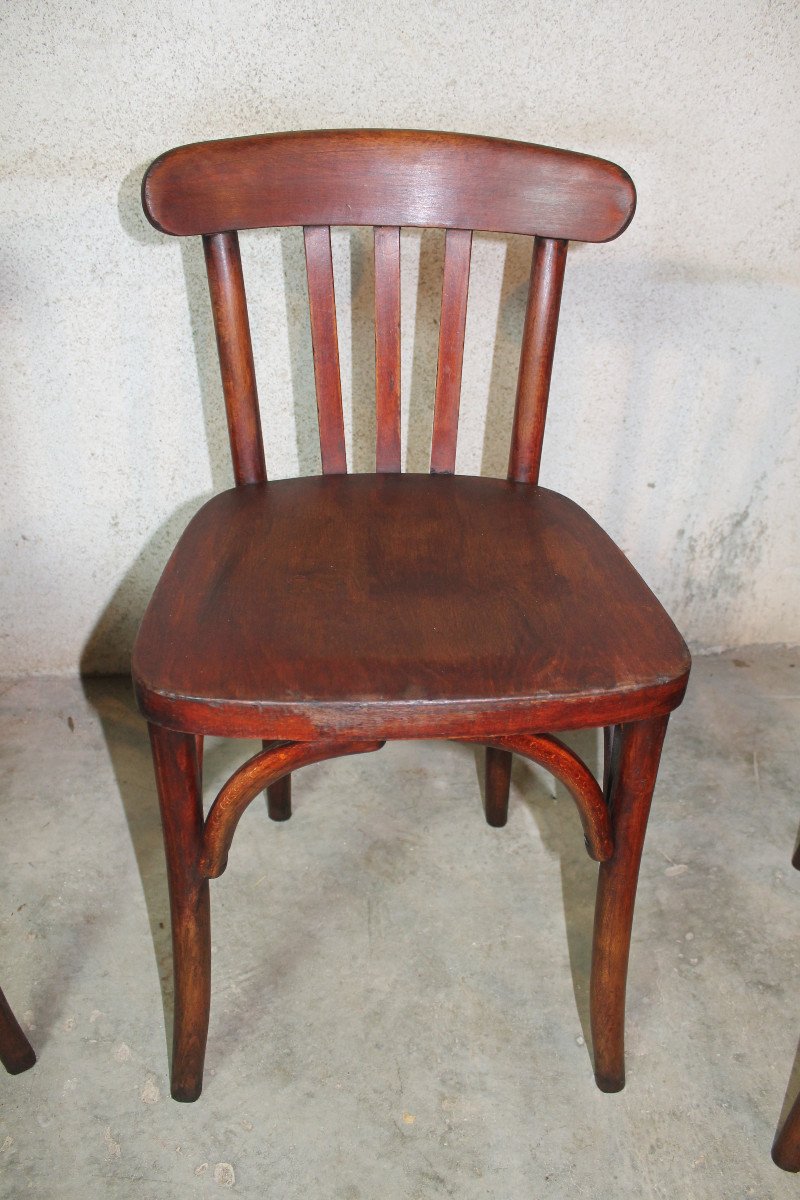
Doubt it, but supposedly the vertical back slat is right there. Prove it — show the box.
[303,225,347,474]
[203,231,267,485]
[430,228,473,474]
[373,226,402,472]
[507,236,568,484]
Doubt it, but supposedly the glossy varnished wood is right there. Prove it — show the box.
[143,129,636,242]
[149,724,210,1101]
[457,732,613,861]
[0,986,36,1075]
[590,715,668,1091]
[203,232,266,485]
[133,475,690,741]
[373,226,402,472]
[262,740,292,821]
[136,128,688,1102]
[508,237,568,483]
[201,739,384,878]
[430,228,472,473]
[484,746,512,827]
[303,225,347,473]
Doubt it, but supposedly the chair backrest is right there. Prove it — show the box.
[142,129,635,486]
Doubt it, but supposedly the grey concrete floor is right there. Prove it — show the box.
[1,648,799,1198]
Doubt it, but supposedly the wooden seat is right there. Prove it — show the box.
[135,128,690,1102]
[134,475,688,738]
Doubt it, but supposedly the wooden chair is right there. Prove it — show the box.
[0,984,36,1075]
[134,129,691,1101]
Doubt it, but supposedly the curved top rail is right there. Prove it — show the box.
[143,129,635,243]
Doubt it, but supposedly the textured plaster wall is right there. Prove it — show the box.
[0,0,798,674]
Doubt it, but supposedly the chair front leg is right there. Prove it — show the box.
[590,714,668,1092]
[149,723,210,1102]
[0,986,36,1074]
[484,746,512,827]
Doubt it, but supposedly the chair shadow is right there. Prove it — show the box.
[194,732,603,1070]
[468,731,601,1058]
[78,670,261,1064]
[77,484,255,1056]
[78,674,173,1055]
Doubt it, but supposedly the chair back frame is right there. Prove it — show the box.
[142,129,636,486]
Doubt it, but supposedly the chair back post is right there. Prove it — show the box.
[303,225,348,473]
[430,228,473,475]
[373,225,402,472]
[203,231,267,485]
[507,236,568,484]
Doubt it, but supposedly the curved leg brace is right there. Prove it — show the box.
[458,733,613,862]
[202,739,384,878]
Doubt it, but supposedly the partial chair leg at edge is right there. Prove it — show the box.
[590,714,669,1092]
[0,986,36,1074]
[149,723,211,1103]
[773,833,800,1169]
[484,746,512,827]
[773,1092,800,1171]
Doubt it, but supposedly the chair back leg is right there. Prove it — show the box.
[484,746,512,827]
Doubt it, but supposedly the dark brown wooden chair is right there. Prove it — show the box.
[133,129,691,1101]
[0,984,35,1075]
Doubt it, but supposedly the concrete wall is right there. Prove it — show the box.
[1,0,798,674]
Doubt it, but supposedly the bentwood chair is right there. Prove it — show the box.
[0,985,36,1075]
[133,129,691,1102]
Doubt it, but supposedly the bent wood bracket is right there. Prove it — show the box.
[201,739,385,877]
[199,732,612,879]
[454,733,613,862]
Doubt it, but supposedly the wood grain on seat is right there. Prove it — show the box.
[133,474,689,739]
